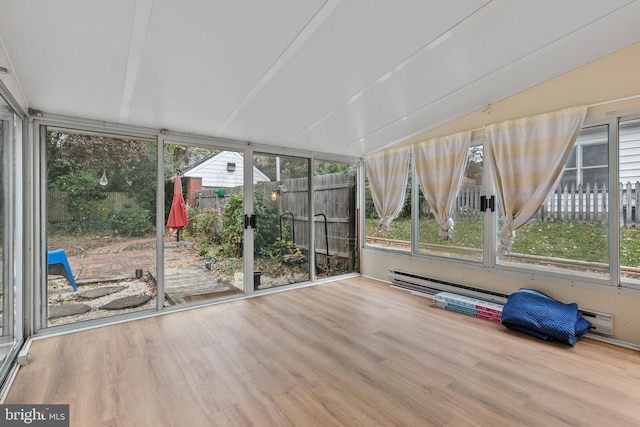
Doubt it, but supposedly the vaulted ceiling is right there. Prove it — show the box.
[1,0,639,157]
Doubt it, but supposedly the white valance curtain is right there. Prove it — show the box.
[412,131,471,240]
[365,149,410,231]
[486,105,588,256]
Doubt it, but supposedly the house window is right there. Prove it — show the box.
[227,162,236,172]
[558,126,608,190]
[499,124,610,279]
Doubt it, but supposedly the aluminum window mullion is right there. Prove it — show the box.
[156,137,165,311]
[482,140,496,269]
[243,146,254,295]
[411,155,419,254]
[308,157,315,282]
[609,120,620,286]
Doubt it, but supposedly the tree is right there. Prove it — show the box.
[164,144,218,174]
[47,130,148,190]
[465,146,483,185]
[254,155,309,181]
[314,161,350,175]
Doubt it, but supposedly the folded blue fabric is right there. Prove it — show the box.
[501,288,591,346]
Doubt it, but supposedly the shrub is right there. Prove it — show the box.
[50,170,109,222]
[109,208,152,237]
[188,208,223,245]
[258,237,302,260]
[217,188,280,258]
[219,193,245,257]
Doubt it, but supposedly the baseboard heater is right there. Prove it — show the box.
[388,269,614,337]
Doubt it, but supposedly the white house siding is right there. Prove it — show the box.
[184,151,270,188]
[557,122,640,187]
[620,118,640,185]
[538,120,640,221]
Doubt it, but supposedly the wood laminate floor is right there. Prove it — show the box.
[6,277,640,426]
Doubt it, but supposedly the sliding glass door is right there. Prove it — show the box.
[252,153,310,290]
[162,142,244,305]
[313,160,357,278]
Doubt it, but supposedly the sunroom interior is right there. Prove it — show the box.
[1,0,640,417]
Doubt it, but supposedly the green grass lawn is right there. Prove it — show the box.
[366,217,640,268]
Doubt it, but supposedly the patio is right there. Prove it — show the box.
[47,236,242,325]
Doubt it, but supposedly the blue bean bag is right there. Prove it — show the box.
[501,288,591,346]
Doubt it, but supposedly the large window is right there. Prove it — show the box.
[417,144,483,261]
[253,153,310,289]
[314,160,357,277]
[364,155,411,252]
[619,118,640,285]
[557,126,608,190]
[364,111,640,289]
[162,143,243,305]
[45,127,157,327]
[499,125,610,279]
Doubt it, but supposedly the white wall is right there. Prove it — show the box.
[362,250,640,345]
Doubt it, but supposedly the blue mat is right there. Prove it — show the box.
[501,289,591,346]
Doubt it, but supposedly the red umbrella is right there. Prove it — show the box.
[167,174,188,240]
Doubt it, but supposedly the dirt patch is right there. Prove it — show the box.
[48,233,143,257]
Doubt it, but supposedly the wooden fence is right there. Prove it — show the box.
[192,173,357,266]
[48,191,138,223]
[446,182,640,226]
[193,188,230,212]
[257,173,357,267]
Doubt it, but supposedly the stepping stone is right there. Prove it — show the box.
[78,285,126,299]
[49,303,91,319]
[99,294,151,310]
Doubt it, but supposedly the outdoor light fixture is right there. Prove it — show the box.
[99,171,108,186]
[270,191,278,201]
[227,162,236,172]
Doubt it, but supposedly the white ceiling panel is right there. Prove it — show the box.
[0,0,639,158]
[337,0,640,157]
[219,0,491,143]
[0,0,137,120]
[128,0,326,134]
[284,0,634,153]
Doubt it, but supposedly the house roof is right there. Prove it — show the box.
[183,151,270,187]
[1,2,639,157]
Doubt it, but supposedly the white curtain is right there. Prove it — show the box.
[365,148,410,231]
[412,131,471,240]
[487,105,588,256]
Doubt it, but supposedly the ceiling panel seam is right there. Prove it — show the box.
[215,0,342,135]
[336,0,639,154]
[282,0,493,148]
[119,0,155,124]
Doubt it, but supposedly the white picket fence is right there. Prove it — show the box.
[449,182,640,226]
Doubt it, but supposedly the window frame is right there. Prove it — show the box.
[362,107,640,293]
